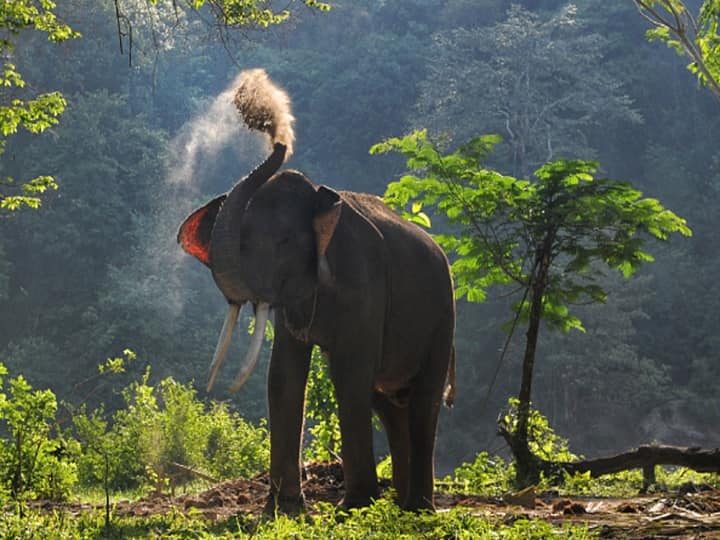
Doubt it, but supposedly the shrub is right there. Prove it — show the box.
[0,364,77,501]
[74,366,269,493]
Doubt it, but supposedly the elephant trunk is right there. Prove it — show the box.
[206,302,270,393]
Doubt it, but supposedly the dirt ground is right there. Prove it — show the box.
[42,462,720,539]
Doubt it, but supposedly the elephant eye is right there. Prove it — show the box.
[277,236,291,247]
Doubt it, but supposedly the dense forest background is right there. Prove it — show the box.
[1,0,718,475]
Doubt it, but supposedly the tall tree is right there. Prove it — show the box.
[418,4,640,179]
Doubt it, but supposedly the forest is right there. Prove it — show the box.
[0,0,719,538]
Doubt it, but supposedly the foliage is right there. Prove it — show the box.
[0,363,77,502]
[109,0,331,69]
[499,398,578,463]
[0,497,597,539]
[83,366,269,493]
[635,0,720,100]
[0,0,79,212]
[452,400,575,497]
[451,452,514,497]
[203,402,269,480]
[304,346,341,461]
[375,129,691,330]
[182,0,332,28]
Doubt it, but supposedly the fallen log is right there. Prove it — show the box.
[558,445,720,477]
[498,422,720,490]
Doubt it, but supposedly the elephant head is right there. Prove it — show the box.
[179,159,343,392]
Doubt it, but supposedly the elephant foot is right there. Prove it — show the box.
[401,495,435,513]
[338,491,378,510]
[263,492,306,517]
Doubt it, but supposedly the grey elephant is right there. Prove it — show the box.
[178,69,455,513]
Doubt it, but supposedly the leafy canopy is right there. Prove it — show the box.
[0,0,80,212]
[150,0,330,29]
[373,130,691,332]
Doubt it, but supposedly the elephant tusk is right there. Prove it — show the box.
[228,302,270,393]
[206,303,243,392]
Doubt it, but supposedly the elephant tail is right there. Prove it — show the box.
[443,345,456,408]
[233,68,295,160]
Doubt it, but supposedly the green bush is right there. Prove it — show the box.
[204,402,269,480]
[74,366,269,493]
[452,452,513,496]
[0,365,77,501]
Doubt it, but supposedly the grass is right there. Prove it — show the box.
[0,496,596,540]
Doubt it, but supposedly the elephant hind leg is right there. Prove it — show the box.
[373,392,410,506]
[405,389,442,511]
[404,329,453,511]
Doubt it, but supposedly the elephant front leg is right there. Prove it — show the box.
[330,352,379,509]
[265,324,312,516]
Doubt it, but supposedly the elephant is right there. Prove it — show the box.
[178,69,455,513]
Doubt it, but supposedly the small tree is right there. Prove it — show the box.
[373,130,691,485]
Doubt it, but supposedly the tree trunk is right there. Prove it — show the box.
[512,239,553,487]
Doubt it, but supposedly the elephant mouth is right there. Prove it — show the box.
[206,301,271,393]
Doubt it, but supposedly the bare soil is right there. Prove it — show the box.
[39,462,720,538]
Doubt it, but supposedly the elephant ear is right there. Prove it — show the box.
[313,186,343,285]
[177,195,226,266]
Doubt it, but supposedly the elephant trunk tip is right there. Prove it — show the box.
[233,69,295,160]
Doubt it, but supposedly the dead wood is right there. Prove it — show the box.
[498,421,720,490]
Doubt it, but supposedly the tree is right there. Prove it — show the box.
[109,0,331,67]
[634,0,720,102]
[373,130,691,485]
[0,0,79,212]
[417,4,640,179]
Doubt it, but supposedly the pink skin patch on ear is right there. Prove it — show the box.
[179,207,211,265]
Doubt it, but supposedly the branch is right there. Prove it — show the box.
[560,445,720,477]
[169,462,219,483]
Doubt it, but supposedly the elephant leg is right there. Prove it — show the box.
[264,321,312,515]
[372,392,410,506]
[330,353,379,508]
[405,331,453,511]
[405,385,442,511]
